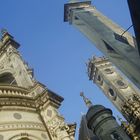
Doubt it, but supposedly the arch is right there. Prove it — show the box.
[18,138,31,140]
[0,72,17,85]
[96,74,103,85]
[0,68,15,76]
[9,133,41,140]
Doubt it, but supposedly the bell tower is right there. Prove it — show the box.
[88,56,140,139]
[0,30,76,140]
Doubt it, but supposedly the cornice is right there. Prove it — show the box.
[0,85,30,94]
[0,106,37,113]
[0,98,36,108]
[32,84,64,102]
[0,85,63,109]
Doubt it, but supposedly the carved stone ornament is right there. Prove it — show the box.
[6,47,17,56]
[115,79,128,89]
[47,116,70,139]
[0,64,4,69]
[104,68,114,74]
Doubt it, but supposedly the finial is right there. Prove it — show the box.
[1,28,8,37]
[80,92,92,108]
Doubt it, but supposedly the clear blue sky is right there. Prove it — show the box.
[0,0,133,138]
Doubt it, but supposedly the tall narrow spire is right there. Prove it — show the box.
[80,92,92,108]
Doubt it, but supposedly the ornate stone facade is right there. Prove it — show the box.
[0,30,76,140]
[87,56,140,139]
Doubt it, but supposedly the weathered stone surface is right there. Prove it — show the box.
[0,31,76,140]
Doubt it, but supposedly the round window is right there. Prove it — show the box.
[13,113,22,120]
[116,80,128,89]
[117,80,125,86]
[108,88,117,100]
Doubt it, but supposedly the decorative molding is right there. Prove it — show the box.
[9,133,42,140]
[0,106,37,113]
[67,123,76,138]
[0,122,46,132]
[0,85,62,109]
[104,68,114,74]
[115,79,128,89]
[6,47,18,57]
[0,32,76,140]
[0,98,35,108]
[47,115,70,139]
[0,85,30,97]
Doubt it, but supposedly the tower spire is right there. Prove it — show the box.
[80,92,92,108]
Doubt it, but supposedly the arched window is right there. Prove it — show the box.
[97,75,101,81]
[0,73,17,85]
[18,138,31,140]
[96,75,103,85]
[9,134,39,140]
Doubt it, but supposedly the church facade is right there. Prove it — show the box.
[0,30,76,140]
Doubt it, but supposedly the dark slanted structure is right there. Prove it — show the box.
[127,0,140,55]
[79,115,98,140]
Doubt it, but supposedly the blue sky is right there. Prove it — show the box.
[0,0,134,138]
